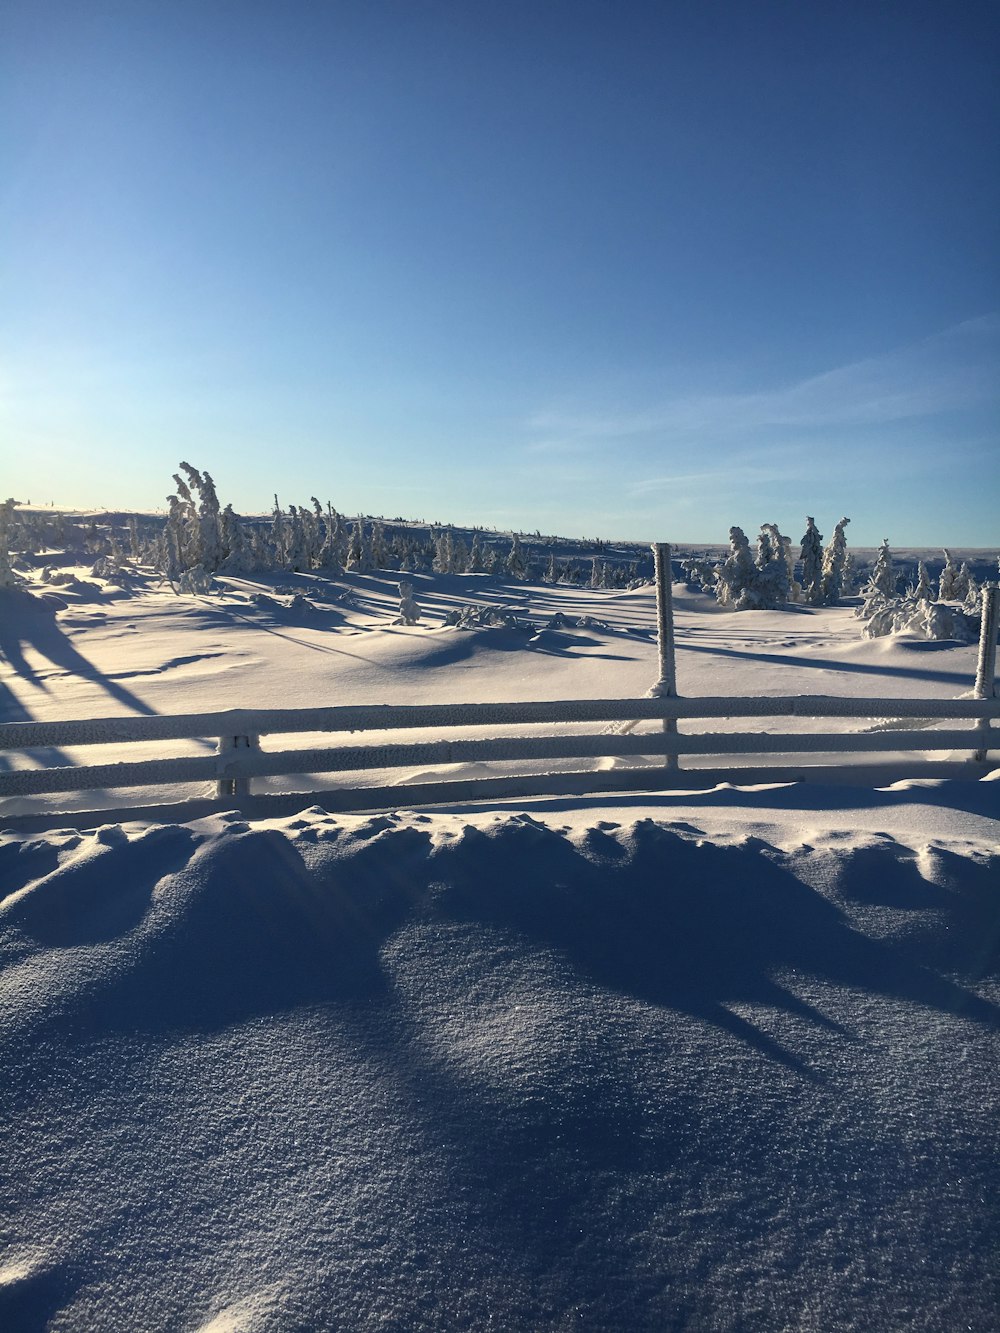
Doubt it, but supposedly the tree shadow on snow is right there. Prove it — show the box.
[0,590,156,717]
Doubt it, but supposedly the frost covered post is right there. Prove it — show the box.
[973,584,999,762]
[652,543,679,770]
[216,733,259,799]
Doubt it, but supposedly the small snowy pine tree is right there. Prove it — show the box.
[869,539,896,598]
[913,560,932,602]
[820,517,851,604]
[937,549,959,601]
[714,527,757,608]
[799,517,824,605]
[505,533,527,580]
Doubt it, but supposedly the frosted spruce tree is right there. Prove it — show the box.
[0,498,21,587]
[869,539,896,598]
[284,507,309,572]
[714,526,757,608]
[346,520,372,573]
[270,496,287,567]
[937,550,959,600]
[320,504,345,574]
[433,528,454,574]
[505,533,527,580]
[221,505,253,572]
[954,562,971,603]
[754,524,790,607]
[370,521,388,570]
[913,560,932,603]
[799,517,824,605]
[820,517,851,604]
[468,531,485,573]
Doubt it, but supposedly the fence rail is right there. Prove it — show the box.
[0,694,996,812]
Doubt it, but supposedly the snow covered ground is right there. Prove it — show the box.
[1,558,998,1330]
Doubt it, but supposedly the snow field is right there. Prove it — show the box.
[1,802,998,1330]
[1,553,998,1329]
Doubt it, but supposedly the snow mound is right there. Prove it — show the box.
[1,807,998,1330]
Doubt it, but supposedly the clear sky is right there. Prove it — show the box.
[2,0,998,546]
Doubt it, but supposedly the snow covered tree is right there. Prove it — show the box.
[346,520,372,573]
[868,539,896,598]
[954,562,971,603]
[963,571,981,615]
[913,560,932,602]
[320,503,345,573]
[754,524,790,606]
[270,496,287,567]
[937,550,960,601]
[370,521,388,570]
[251,525,272,570]
[820,517,851,604]
[468,531,485,573]
[220,505,251,572]
[394,580,421,625]
[181,463,223,572]
[714,526,757,608]
[451,534,469,574]
[285,507,309,571]
[433,528,454,574]
[0,498,21,587]
[799,517,824,605]
[505,533,527,580]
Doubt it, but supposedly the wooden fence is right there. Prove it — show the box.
[0,693,997,829]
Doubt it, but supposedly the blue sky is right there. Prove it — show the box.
[2,0,998,545]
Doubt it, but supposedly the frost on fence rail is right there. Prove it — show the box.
[0,697,998,751]
[0,713,996,801]
[1,696,998,752]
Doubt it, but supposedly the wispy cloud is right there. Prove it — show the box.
[526,315,1000,444]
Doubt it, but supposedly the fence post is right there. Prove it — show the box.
[651,543,679,770]
[216,734,258,800]
[973,584,998,762]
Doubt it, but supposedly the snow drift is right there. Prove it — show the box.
[2,800,998,1331]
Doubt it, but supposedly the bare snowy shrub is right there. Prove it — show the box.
[860,596,975,642]
[176,565,214,595]
[445,604,531,630]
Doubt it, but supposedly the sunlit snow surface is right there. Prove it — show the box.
[1,562,998,1330]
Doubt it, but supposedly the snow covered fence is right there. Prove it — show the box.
[0,695,997,810]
